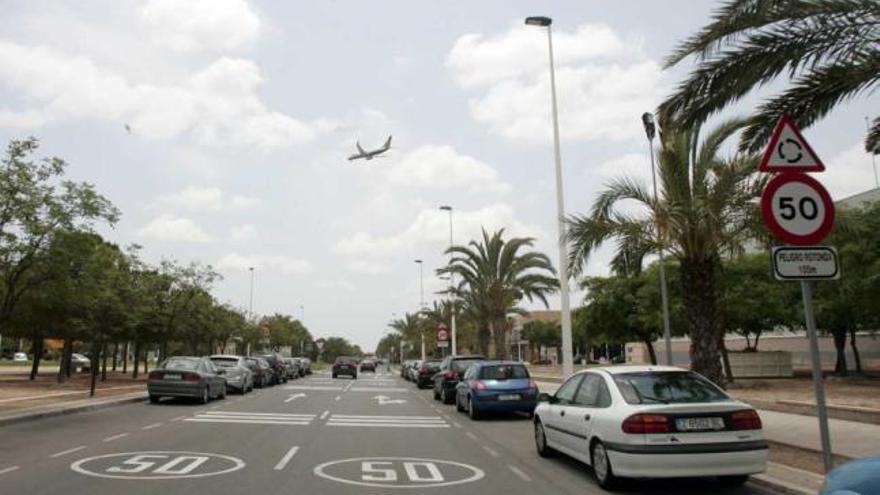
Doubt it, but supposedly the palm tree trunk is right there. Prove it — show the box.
[831,329,847,376]
[680,256,725,387]
[849,329,862,374]
[643,338,657,365]
[492,319,508,360]
[478,325,490,356]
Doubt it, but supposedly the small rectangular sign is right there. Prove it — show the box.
[437,341,449,348]
[771,246,840,280]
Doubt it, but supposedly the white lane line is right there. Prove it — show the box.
[332,414,441,419]
[203,411,314,417]
[343,382,355,392]
[284,386,342,391]
[334,395,341,401]
[273,446,300,471]
[0,466,20,475]
[351,387,407,392]
[320,410,330,420]
[509,465,532,482]
[327,418,445,424]
[482,445,501,458]
[465,432,478,441]
[452,421,463,428]
[170,415,188,422]
[50,446,86,458]
[141,422,163,430]
[185,418,311,426]
[325,422,451,428]
[102,433,129,442]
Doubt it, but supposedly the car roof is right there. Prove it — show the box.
[476,360,525,367]
[586,365,686,375]
[209,355,241,359]
[166,356,200,360]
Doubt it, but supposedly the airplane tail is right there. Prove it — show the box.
[382,135,392,149]
[356,141,366,154]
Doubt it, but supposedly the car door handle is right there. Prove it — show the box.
[584,414,591,421]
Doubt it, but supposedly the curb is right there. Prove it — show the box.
[751,474,817,495]
[0,394,147,427]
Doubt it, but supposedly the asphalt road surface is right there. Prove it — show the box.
[0,369,781,494]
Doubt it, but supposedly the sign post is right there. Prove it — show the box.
[759,114,834,472]
[436,323,450,357]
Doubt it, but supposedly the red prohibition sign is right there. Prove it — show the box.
[760,173,835,245]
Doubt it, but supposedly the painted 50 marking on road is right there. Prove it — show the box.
[313,457,484,489]
[70,451,245,480]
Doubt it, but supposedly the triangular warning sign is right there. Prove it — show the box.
[759,114,825,172]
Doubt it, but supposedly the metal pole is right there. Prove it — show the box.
[445,207,458,356]
[416,260,426,361]
[545,25,575,377]
[867,117,878,189]
[801,280,833,472]
[647,136,674,365]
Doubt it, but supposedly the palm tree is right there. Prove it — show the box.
[566,119,765,385]
[659,0,880,153]
[439,229,558,359]
[388,312,425,359]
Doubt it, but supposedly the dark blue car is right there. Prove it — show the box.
[454,361,538,419]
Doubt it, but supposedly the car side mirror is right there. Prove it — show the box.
[537,393,554,403]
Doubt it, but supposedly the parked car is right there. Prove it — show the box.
[209,355,253,394]
[406,360,422,381]
[244,357,274,387]
[147,356,227,404]
[414,359,442,388]
[455,361,538,419]
[820,456,880,495]
[258,353,288,383]
[70,352,91,371]
[291,357,306,377]
[401,360,419,379]
[13,352,27,362]
[360,358,377,372]
[433,355,486,404]
[533,366,767,489]
[332,356,358,379]
[281,357,300,380]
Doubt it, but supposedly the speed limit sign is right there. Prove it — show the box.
[761,172,834,245]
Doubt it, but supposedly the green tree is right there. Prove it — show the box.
[440,229,558,359]
[567,119,764,386]
[321,336,357,363]
[660,0,880,153]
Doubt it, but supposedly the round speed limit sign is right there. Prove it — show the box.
[761,173,835,245]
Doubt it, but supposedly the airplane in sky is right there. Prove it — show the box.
[348,136,392,161]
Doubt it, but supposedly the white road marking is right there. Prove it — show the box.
[326,414,449,429]
[482,445,500,458]
[170,415,188,422]
[351,387,407,392]
[343,382,355,392]
[284,385,343,391]
[465,432,478,441]
[452,421,463,428]
[203,411,314,418]
[509,465,532,482]
[209,405,221,409]
[185,418,311,426]
[102,433,129,442]
[141,422,163,430]
[320,410,330,420]
[326,422,450,428]
[284,393,307,403]
[0,466,20,475]
[186,411,316,426]
[334,395,341,401]
[273,446,300,471]
[50,446,86,458]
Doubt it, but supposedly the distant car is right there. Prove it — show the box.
[13,352,27,362]
[148,356,227,404]
[360,359,377,372]
[820,456,880,495]
[299,357,312,375]
[455,361,538,419]
[400,360,415,379]
[414,359,442,388]
[209,355,253,394]
[533,366,767,489]
[281,357,300,380]
[244,357,274,387]
[333,356,358,379]
[258,353,288,384]
[407,360,422,381]
[70,353,91,371]
[433,355,486,404]
[291,357,306,377]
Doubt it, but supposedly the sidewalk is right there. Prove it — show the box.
[0,391,147,426]
[759,409,880,459]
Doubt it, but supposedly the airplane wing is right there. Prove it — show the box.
[348,154,363,161]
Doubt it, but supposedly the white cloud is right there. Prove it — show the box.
[230,224,258,241]
[230,194,260,209]
[140,0,260,53]
[138,214,214,243]
[384,145,510,192]
[316,279,356,291]
[447,22,665,144]
[824,142,879,200]
[217,253,313,274]
[0,42,316,148]
[334,203,542,258]
[595,153,653,184]
[157,186,260,211]
[347,260,391,274]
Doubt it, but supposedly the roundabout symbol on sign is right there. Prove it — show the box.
[760,172,835,246]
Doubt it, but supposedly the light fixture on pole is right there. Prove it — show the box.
[414,259,426,361]
[525,15,574,377]
[641,112,674,366]
[439,205,457,355]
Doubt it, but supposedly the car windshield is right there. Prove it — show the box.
[211,358,238,368]
[162,359,199,371]
[336,357,356,365]
[613,372,730,405]
[452,358,483,373]
[479,365,529,380]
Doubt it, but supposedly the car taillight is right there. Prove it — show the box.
[183,372,201,382]
[731,409,762,430]
[444,371,457,380]
[528,379,537,389]
[148,371,162,380]
[420,366,430,373]
[622,414,670,434]
[473,380,487,390]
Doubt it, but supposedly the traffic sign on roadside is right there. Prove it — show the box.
[771,246,840,280]
[760,172,835,245]
[759,114,825,172]
[436,323,449,348]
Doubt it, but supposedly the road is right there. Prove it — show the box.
[0,369,780,494]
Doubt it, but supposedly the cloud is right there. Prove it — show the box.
[334,203,542,258]
[157,186,260,211]
[217,253,313,274]
[230,224,258,241]
[447,22,665,144]
[384,145,510,193]
[346,260,391,274]
[824,142,879,200]
[140,0,260,53]
[138,214,214,243]
[0,42,316,148]
[231,194,260,209]
[316,279,356,291]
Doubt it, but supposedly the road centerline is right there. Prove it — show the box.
[0,466,20,475]
[102,433,129,442]
[273,446,300,471]
[50,446,86,458]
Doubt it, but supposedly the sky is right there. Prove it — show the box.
[0,1,877,351]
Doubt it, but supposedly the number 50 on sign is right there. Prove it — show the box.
[760,173,835,246]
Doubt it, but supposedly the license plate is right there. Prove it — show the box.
[498,394,520,401]
[676,417,724,431]
[163,374,182,380]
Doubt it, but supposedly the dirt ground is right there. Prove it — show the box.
[730,375,880,409]
[0,369,146,414]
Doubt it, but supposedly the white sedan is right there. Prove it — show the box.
[533,365,767,490]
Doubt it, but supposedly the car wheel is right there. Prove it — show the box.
[717,475,749,487]
[332,373,337,379]
[433,385,441,401]
[591,441,618,490]
[534,420,553,457]
[199,386,210,404]
[219,385,227,399]
[455,393,465,412]
[149,394,160,404]
[468,397,480,420]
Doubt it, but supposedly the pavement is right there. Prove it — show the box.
[0,370,780,495]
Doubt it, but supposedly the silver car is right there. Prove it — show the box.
[209,355,254,394]
[148,356,227,404]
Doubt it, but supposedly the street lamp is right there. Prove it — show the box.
[641,112,674,366]
[439,205,457,355]
[414,259,426,361]
[247,266,255,356]
[525,15,575,377]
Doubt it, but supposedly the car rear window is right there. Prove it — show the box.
[613,372,730,405]
[163,358,199,371]
[211,358,238,367]
[336,357,356,364]
[452,358,483,373]
[479,365,529,380]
